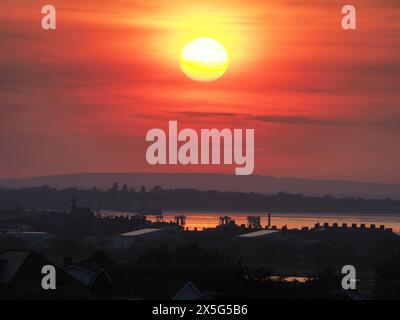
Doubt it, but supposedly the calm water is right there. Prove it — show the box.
[101,210,400,232]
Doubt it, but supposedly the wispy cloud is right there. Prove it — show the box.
[169,111,352,125]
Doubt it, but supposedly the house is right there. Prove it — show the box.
[173,281,203,300]
[0,250,84,298]
[63,264,115,299]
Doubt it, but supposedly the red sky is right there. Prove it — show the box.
[1,0,399,183]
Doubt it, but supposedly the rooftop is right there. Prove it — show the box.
[119,228,161,237]
[239,229,281,238]
[64,265,96,287]
[0,250,30,284]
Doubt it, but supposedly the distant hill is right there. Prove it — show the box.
[1,173,400,199]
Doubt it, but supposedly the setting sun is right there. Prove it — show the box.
[179,37,229,82]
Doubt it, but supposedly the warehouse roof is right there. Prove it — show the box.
[119,228,161,237]
[238,229,281,238]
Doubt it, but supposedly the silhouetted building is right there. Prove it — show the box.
[247,216,262,229]
[111,228,167,249]
[0,250,84,298]
[63,264,115,299]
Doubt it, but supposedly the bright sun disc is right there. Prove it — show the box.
[180,37,229,82]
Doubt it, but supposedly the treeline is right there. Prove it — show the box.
[1,183,400,213]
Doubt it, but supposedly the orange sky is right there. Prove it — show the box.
[1,0,399,183]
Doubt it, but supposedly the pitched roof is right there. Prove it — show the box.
[173,281,202,300]
[63,264,115,288]
[64,265,96,287]
[0,250,30,284]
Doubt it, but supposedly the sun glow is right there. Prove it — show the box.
[180,37,229,82]
[127,5,256,77]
